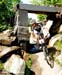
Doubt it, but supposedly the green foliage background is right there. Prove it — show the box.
[31,0,62,21]
[0,0,20,32]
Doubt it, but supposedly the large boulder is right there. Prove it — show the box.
[3,54,25,75]
[0,46,21,58]
[0,32,16,45]
[58,25,62,33]
[0,30,16,45]
[48,34,62,49]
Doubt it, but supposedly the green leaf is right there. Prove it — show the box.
[4,0,20,11]
[0,0,21,32]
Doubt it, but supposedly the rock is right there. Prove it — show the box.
[48,34,62,48]
[58,25,62,33]
[31,52,62,75]
[31,54,42,75]
[0,33,16,45]
[3,54,25,75]
[0,46,7,52]
[0,46,21,58]
[55,50,62,66]
[3,29,12,36]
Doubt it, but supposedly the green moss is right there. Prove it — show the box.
[26,58,32,68]
[25,55,32,75]
[0,61,4,70]
[0,55,32,75]
[55,59,62,66]
[54,40,62,50]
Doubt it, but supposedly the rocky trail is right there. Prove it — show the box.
[30,34,62,75]
[31,52,62,75]
[0,30,62,75]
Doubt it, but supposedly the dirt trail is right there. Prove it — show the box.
[31,52,62,75]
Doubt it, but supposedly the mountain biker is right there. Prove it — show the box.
[29,20,45,53]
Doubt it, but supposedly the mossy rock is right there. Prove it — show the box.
[49,34,62,51]
[54,39,62,50]
[0,61,4,71]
